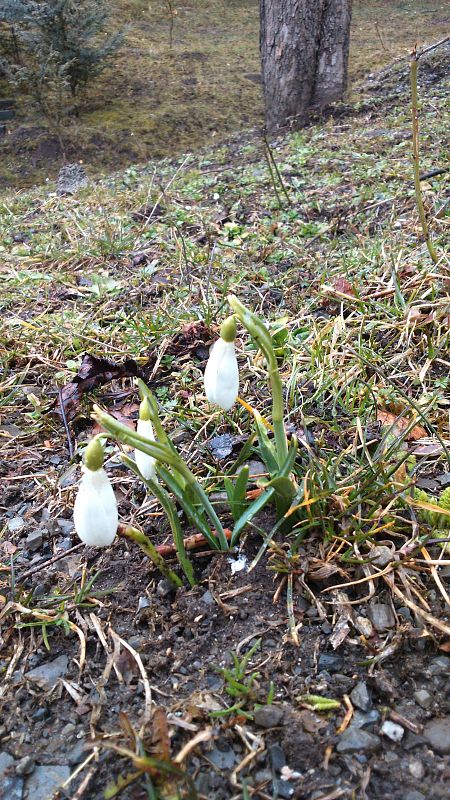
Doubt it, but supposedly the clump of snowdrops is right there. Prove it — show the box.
[73,296,299,585]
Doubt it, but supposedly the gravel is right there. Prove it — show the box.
[254,705,284,728]
[350,681,372,712]
[336,729,381,753]
[24,765,70,800]
[423,716,450,754]
[25,654,69,690]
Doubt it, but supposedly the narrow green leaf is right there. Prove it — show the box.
[231,487,275,546]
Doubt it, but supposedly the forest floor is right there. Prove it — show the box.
[0,37,450,800]
[0,0,448,188]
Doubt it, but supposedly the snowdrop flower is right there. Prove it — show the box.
[74,437,118,547]
[135,397,157,481]
[204,316,239,411]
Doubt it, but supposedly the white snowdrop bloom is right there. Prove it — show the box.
[204,316,239,412]
[135,399,157,481]
[74,438,118,547]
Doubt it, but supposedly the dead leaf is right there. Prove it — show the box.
[377,410,427,441]
[57,353,143,422]
[331,277,356,297]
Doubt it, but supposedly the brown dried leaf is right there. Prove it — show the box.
[377,410,427,441]
[57,353,143,422]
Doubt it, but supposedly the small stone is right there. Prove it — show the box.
[0,752,15,778]
[423,716,450,754]
[254,705,284,728]
[7,517,25,533]
[370,546,393,568]
[408,759,425,779]
[381,720,404,742]
[156,579,175,598]
[15,756,35,776]
[254,769,272,784]
[57,518,75,534]
[26,530,43,552]
[429,656,450,676]
[354,616,374,637]
[350,682,372,712]
[405,792,425,800]
[317,654,344,673]
[349,709,380,730]
[207,743,236,770]
[272,778,294,799]
[24,765,70,800]
[414,689,433,709]
[57,163,88,195]
[368,604,395,631]
[336,729,381,754]
[68,740,86,765]
[200,590,214,606]
[208,491,229,513]
[25,654,69,689]
[269,743,286,772]
[2,775,24,800]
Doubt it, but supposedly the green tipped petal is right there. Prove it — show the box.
[84,437,105,471]
[220,315,237,343]
[139,396,152,421]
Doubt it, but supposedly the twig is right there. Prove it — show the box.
[18,543,84,581]
[58,387,74,457]
[410,45,438,264]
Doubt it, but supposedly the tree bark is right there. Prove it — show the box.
[260,0,352,134]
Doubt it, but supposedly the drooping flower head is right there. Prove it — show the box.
[204,316,239,412]
[73,436,118,547]
[135,397,157,481]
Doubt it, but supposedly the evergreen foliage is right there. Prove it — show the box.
[0,0,122,117]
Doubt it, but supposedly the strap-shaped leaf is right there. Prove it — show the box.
[231,486,275,546]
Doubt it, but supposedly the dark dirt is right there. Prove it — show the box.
[1,496,450,799]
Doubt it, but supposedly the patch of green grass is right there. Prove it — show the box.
[0,0,447,189]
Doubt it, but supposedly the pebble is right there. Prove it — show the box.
[349,709,380,730]
[25,654,69,689]
[354,616,374,637]
[0,751,15,778]
[408,759,425,779]
[350,682,372,712]
[200,590,214,606]
[370,546,393,568]
[368,604,395,631]
[317,654,344,673]
[272,778,294,798]
[207,743,236,770]
[428,656,450,676]
[423,716,450,754]
[254,705,284,728]
[15,756,35,776]
[2,775,24,800]
[24,765,70,800]
[381,720,404,742]
[269,743,286,772]
[156,579,175,598]
[336,729,381,753]
[26,530,43,552]
[405,792,426,800]
[414,689,433,709]
[7,517,25,533]
[68,741,87,765]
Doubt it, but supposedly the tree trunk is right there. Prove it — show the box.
[260,0,352,134]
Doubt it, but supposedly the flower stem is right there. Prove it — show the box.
[228,296,288,467]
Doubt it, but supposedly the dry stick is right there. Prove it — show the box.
[262,132,292,206]
[118,523,232,557]
[18,543,85,581]
[58,386,74,458]
[410,45,438,264]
